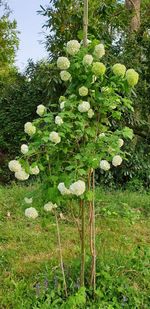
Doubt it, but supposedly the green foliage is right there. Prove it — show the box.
[0,1,19,73]
[11,41,138,204]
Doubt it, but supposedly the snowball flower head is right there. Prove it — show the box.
[83,54,93,66]
[49,131,61,144]
[58,183,71,195]
[55,116,63,126]
[100,160,110,171]
[112,155,123,167]
[44,202,57,212]
[25,207,38,219]
[36,104,46,117]
[92,62,106,76]
[8,160,22,172]
[57,57,70,70]
[69,180,86,196]
[30,165,40,175]
[21,144,29,155]
[24,197,33,204]
[60,70,71,81]
[79,86,88,97]
[60,101,65,110]
[78,101,90,113]
[24,122,36,136]
[15,170,29,181]
[66,40,80,55]
[94,44,105,59]
[88,109,94,118]
[118,138,124,148]
[112,63,126,77]
[126,69,139,86]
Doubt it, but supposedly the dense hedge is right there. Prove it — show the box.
[0,61,63,183]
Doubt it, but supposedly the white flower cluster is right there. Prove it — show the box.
[36,104,46,117]
[49,131,61,144]
[78,101,90,113]
[15,170,29,181]
[58,183,71,195]
[88,109,94,118]
[60,101,65,110]
[94,44,105,59]
[100,160,110,171]
[21,144,29,155]
[8,160,22,172]
[100,155,123,171]
[58,180,86,196]
[83,54,93,66]
[24,197,33,204]
[118,139,124,148]
[25,207,38,219]
[69,180,86,196]
[126,69,139,87]
[44,201,58,212]
[79,86,88,97]
[24,122,36,136]
[30,165,40,175]
[112,63,126,77]
[60,71,71,82]
[55,116,63,126]
[57,57,70,70]
[8,160,29,181]
[66,40,80,55]
[112,155,122,167]
[92,62,106,76]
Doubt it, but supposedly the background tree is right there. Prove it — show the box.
[0,0,19,75]
[125,0,141,32]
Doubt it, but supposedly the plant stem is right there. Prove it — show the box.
[89,170,96,294]
[88,170,93,255]
[55,212,68,297]
[70,202,82,240]
[83,0,88,47]
[80,199,85,287]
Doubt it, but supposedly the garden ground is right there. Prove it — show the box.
[0,185,150,308]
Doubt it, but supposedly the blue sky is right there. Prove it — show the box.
[8,0,49,71]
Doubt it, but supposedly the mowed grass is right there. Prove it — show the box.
[0,185,150,308]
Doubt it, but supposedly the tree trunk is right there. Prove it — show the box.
[125,0,141,32]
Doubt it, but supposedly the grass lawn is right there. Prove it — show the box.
[0,185,150,308]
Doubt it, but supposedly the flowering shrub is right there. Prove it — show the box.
[8,38,139,289]
[8,38,139,205]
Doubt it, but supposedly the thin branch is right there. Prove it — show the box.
[70,202,82,240]
[55,212,68,297]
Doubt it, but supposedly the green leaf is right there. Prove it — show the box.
[122,127,134,140]
[86,190,94,201]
